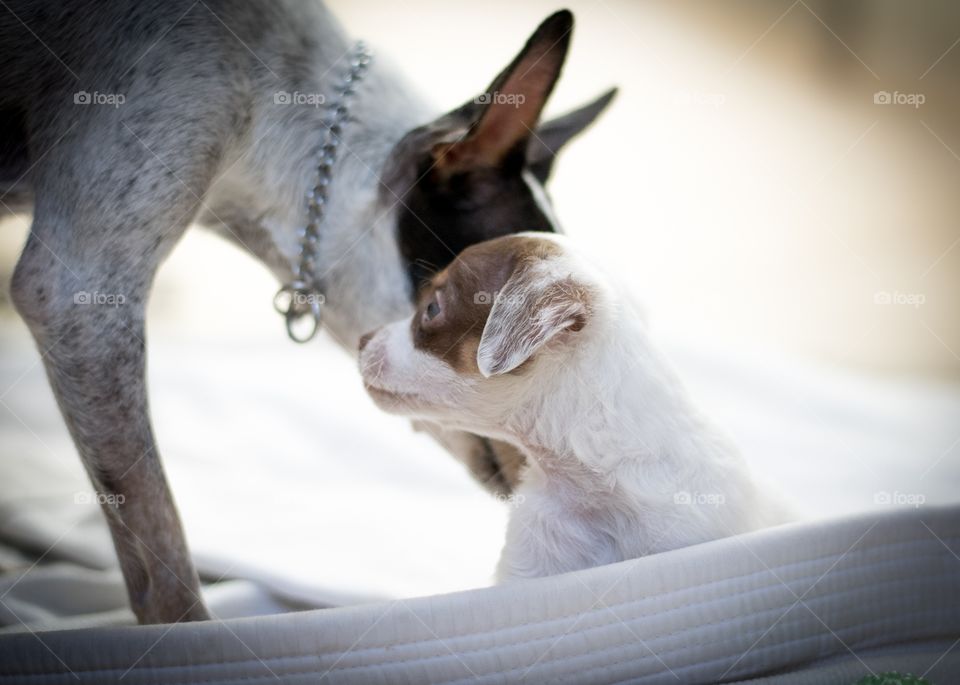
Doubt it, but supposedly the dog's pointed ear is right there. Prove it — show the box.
[527,87,618,183]
[477,260,590,378]
[432,10,574,175]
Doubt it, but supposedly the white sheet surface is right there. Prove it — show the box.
[2,505,958,684]
[1,323,959,627]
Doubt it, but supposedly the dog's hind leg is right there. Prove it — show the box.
[10,113,226,624]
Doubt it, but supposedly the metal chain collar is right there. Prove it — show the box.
[274,42,373,342]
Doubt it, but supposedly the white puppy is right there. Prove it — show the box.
[359,233,787,581]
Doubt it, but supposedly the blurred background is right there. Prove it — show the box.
[5,0,960,375]
[1,0,959,619]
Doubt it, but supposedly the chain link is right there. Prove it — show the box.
[274,42,373,342]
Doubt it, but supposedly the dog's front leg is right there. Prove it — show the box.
[496,494,619,582]
[10,140,213,623]
[13,227,208,624]
[13,235,207,624]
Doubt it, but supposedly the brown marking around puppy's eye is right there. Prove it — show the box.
[412,234,564,374]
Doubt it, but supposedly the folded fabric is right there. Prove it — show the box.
[1,505,957,684]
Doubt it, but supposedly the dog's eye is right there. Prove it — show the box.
[424,299,441,322]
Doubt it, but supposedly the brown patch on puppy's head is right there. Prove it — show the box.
[411,234,578,376]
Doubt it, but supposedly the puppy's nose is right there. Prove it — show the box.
[358,330,375,352]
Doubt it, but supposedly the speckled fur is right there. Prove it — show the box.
[2,1,614,623]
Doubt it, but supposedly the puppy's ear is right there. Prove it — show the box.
[526,87,618,184]
[477,261,590,378]
[431,10,574,175]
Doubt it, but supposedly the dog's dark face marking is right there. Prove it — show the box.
[397,161,555,287]
[381,10,617,290]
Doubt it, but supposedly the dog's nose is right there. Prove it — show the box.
[358,331,375,352]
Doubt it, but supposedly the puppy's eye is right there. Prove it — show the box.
[419,288,445,328]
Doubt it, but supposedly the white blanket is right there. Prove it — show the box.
[1,325,958,681]
[1,506,958,683]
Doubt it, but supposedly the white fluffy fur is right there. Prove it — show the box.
[361,234,789,581]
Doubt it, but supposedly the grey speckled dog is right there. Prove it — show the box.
[0,0,615,624]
